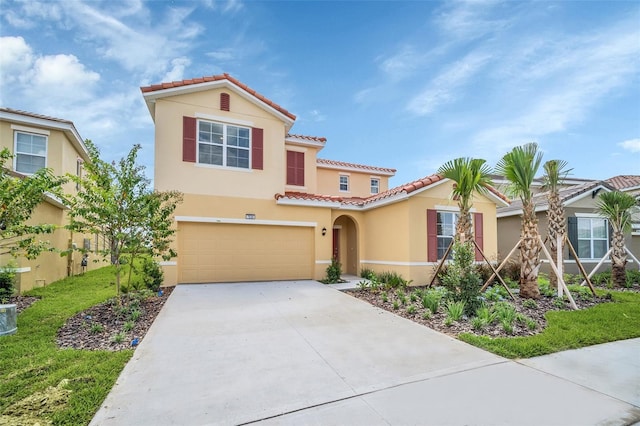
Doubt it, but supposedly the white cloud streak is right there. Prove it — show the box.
[618,138,640,153]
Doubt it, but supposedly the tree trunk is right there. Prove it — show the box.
[546,191,565,288]
[520,201,541,299]
[610,230,627,287]
[456,207,473,243]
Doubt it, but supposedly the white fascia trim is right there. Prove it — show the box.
[316,163,395,177]
[433,205,479,213]
[357,192,409,211]
[159,261,177,266]
[361,260,435,266]
[43,192,68,209]
[0,110,90,161]
[286,137,326,149]
[485,190,511,207]
[2,267,32,273]
[315,260,332,265]
[621,185,640,192]
[564,185,612,207]
[276,198,341,208]
[143,80,295,129]
[175,216,317,227]
[195,112,253,127]
[574,213,604,218]
[497,205,548,218]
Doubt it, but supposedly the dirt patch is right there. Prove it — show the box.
[0,379,71,426]
[347,286,612,338]
[56,287,174,351]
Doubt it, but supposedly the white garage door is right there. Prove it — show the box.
[178,222,314,283]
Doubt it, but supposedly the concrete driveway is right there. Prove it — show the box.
[91,281,640,426]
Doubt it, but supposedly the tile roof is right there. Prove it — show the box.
[605,175,640,191]
[140,73,296,121]
[317,158,397,175]
[276,173,509,209]
[286,134,327,143]
[0,107,74,125]
[498,180,615,215]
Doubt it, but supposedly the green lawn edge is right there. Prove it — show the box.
[0,266,134,425]
[459,291,640,358]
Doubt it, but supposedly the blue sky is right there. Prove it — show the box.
[1,0,639,187]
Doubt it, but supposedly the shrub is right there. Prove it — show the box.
[407,305,416,315]
[440,241,482,316]
[357,280,369,291]
[141,258,164,292]
[522,299,538,309]
[625,270,640,288]
[445,300,465,322]
[0,263,17,301]
[378,271,408,289]
[325,258,342,284]
[501,259,521,282]
[422,289,443,313]
[111,332,126,344]
[476,305,497,325]
[360,268,376,280]
[422,309,432,320]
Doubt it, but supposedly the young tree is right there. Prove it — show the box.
[495,143,543,299]
[66,141,182,296]
[541,160,572,288]
[0,148,65,258]
[595,191,638,287]
[438,157,493,242]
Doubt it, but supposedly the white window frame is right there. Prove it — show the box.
[339,175,349,192]
[14,130,48,175]
[577,217,609,259]
[437,211,459,260]
[196,119,251,169]
[370,178,380,194]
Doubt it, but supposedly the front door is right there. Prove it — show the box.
[332,228,340,261]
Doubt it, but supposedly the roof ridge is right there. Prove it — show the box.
[317,158,397,174]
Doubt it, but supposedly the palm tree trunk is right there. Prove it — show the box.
[611,230,627,287]
[520,201,541,299]
[456,208,473,242]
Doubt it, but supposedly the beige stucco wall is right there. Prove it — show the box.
[153,90,291,199]
[317,167,389,198]
[0,117,100,293]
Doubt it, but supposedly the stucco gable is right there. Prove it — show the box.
[141,74,296,129]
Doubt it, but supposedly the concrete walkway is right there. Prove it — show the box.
[91,281,640,426]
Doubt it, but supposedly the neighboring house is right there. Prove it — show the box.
[497,179,640,275]
[605,175,640,239]
[0,108,97,293]
[141,74,509,286]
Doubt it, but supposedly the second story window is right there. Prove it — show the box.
[197,120,250,169]
[15,131,47,174]
[370,178,380,194]
[339,175,349,192]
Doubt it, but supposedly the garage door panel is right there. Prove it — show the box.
[178,223,314,283]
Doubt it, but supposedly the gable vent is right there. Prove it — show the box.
[220,93,230,111]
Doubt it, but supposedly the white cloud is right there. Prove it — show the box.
[0,36,34,84]
[406,51,492,115]
[378,45,426,77]
[162,57,191,82]
[207,48,235,62]
[308,110,326,122]
[618,138,640,153]
[434,0,511,40]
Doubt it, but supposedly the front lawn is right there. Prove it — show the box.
[0,266,134,425]
[459,290,640,358]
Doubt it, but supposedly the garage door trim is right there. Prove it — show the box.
[175,215,317,228]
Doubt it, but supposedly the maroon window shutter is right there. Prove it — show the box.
[183,116,196,163]
[251,128,263,170]
[220,93,230,111]
[474,212,484,261]
[427,209,438,262]
[286,151,304,186]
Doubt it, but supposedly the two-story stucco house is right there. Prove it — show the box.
[141,74,509,286]
[0,108,100,293]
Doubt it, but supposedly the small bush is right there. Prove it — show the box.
[440,242,482,316]
[422,309,432,320]
[422,289,443,313]
[381,291,388,303]
[392,300,399,310]
[90,323,104,334]
[445,300,465,322]
[407,305,416,315]
[471,316,486,331]
[325,258,342,284]
[0,263,17,301]
[123,321,135,332]
[378,271,408,289]
[476,305,497,325]
[501,259,521,282]
[522,299,538,309]
[130,309,142,322]
[111,332,126,344]
[141,258,164,292]
[360,268,376,280]
[357,280,369,291]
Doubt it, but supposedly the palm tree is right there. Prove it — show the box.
[541,160,572,287]
[495,143,543,299]
[438,158,493,242]
[596,191,638,287]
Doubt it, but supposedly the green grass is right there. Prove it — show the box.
[0,266,134,425]
[460,290,640,358]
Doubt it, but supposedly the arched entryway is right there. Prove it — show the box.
[332,215,359,276]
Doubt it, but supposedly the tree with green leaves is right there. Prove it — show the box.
[595,191,638,287]
[1,148,66,259]
[495,143,543,299]
[438,157,493,242]
[66,141,182,296]
[541,160,572,288]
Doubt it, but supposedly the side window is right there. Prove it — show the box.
[339,175,349,192]
[15,131,47,174]
[370,178,380,194]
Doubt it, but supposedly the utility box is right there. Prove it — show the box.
[0,304,17,336]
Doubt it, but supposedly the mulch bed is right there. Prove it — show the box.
[347,286,614,339]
